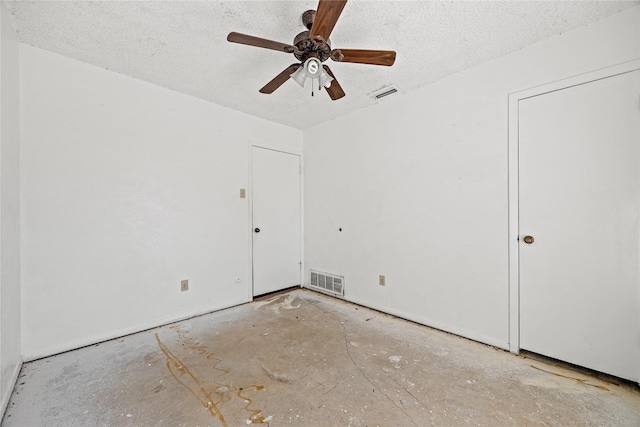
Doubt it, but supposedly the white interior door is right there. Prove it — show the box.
[252,146,301,296]
[519,70,640,382]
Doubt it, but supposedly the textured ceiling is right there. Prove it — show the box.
[6,0,638,129]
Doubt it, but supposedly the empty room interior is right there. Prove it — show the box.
[1,0,639,425]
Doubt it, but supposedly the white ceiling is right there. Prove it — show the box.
[6,0,638,129]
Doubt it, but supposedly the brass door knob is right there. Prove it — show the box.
[523,235,534,244]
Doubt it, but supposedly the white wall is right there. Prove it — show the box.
[0,0,21,415]
[304,7,640,349]
[20,44,302,360]
[14,3,640,365]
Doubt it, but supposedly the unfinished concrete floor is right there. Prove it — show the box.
[3,289,640,427]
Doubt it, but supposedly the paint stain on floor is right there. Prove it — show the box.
[155,325,270,426]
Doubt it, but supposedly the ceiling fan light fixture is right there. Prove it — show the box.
[293,57,333,91]
[290,67,307,87]
[318,71,333,88]
[302,57,322,79]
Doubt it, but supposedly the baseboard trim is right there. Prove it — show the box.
[22,298,252,362]
[302,285,509,351]
[1,358,23,420]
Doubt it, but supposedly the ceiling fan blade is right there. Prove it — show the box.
[259,64,301,94]
[322,65,345,100]
[331,49,396,66]
[227,32,295,54]
[310,0,347,41]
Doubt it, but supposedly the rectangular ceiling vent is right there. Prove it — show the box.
[369,84,401,102]
[309,270,344,297]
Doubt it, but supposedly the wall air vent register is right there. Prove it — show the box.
[309,270,344,297]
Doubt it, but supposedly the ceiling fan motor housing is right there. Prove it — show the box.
[294,9,332,62]
[294,30,332,62]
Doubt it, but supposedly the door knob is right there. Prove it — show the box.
[254,228,260,233]
[523,235,534,244]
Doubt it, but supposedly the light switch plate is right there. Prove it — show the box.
[181,280,189,292]
[379,275,386,286]
[240,188,246,198]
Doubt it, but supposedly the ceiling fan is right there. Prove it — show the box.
[227,0,396,100]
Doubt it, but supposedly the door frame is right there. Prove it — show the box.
[248,140,303,299]
[507,59,640,354]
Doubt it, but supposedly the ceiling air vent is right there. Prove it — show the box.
[369,84,401,102]
[308,270,344,297]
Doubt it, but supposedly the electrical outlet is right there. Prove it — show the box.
[181,280,189,292]
[379,275,386,286]
[240,188,246,198]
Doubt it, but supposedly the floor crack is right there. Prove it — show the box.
[304,297,420,427]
